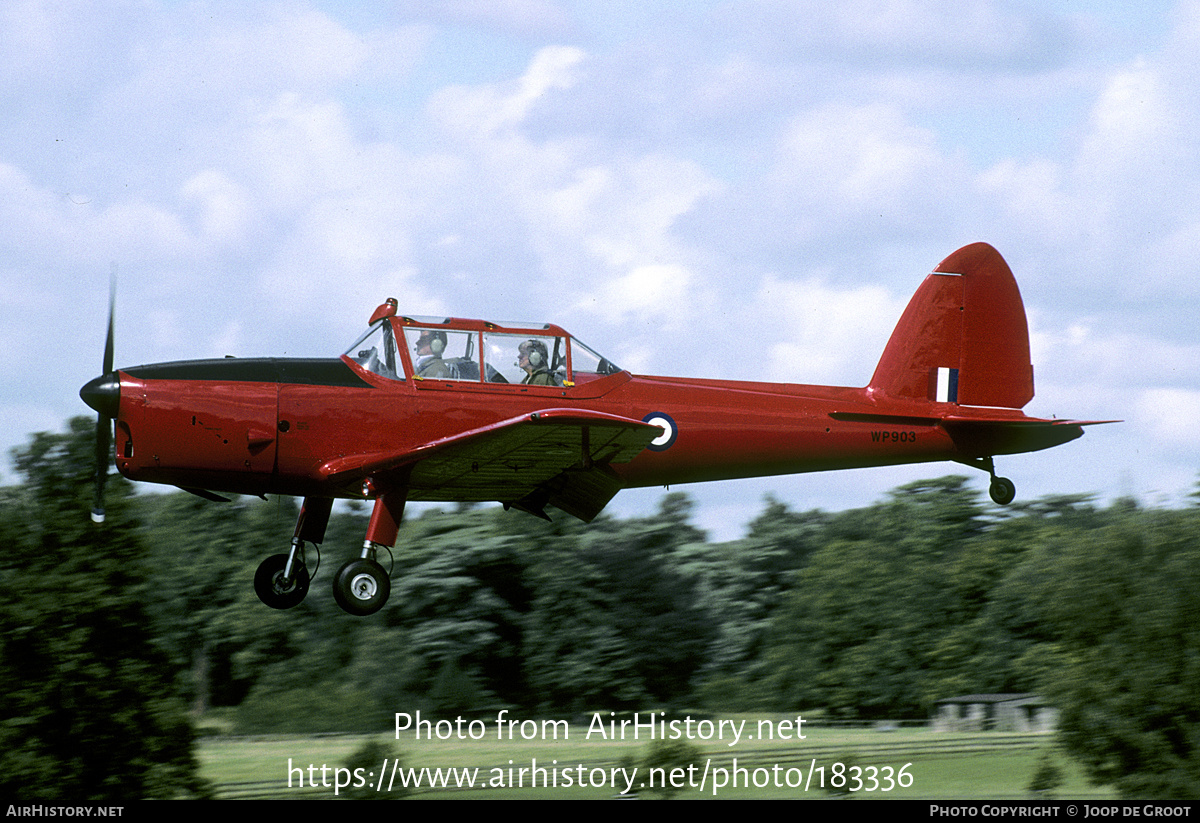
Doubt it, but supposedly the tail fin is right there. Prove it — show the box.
[869,243,1034,409]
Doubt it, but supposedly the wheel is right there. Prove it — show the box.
[254,553,310,609]
[333,558,391,616]
[989,476,1016,506]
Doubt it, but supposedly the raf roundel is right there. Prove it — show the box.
[642,412,678,452]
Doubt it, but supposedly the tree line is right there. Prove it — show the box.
[2,417,1198,798]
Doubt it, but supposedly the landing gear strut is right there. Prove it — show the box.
[252,492,405,615]
[330,491,405,616]
[254,497,331,610]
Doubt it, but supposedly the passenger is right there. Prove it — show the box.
[517,339,556,386]
[414,330,450,378]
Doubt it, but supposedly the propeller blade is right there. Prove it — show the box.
[103,271,115,375]
[92,413,110,523]
[91,270,117,524]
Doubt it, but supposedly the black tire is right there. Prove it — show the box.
[254,553,310,609]
[333,558,391,616]
[989,476,1016,506]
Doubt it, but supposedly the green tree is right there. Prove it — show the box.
[1028,749,1065,797]
[388,506,534,711]
[342,739,410,799]
[1038,508,1200,798]
[523,494,714,710]
[640,738,702,799]
[140,491,294,713]
[762,477,994,717]
[690,496,828,708]
[0,418,207,800]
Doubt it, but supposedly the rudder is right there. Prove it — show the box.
[869,243,1034,409]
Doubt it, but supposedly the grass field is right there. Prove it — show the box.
[200,717,1120,800]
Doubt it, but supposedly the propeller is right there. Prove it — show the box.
[81,273,118,523]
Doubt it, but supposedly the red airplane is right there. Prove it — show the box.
[81,243,1111,615]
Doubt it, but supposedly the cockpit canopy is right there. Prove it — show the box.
[344,309,621,387]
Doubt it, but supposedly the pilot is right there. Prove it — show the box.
[517,339,556,386]
[414,330,450,378]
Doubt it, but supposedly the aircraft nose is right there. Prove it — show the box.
[80,373,120,418]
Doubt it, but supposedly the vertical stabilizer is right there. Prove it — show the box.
[869,243,1034,409]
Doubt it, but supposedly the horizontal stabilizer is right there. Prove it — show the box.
[941,416,1119,458]
[829,410,1118,459]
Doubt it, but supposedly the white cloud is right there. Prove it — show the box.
[403,0,573,38]
[181,170,252,244]
[421,47,724,330]
[577,263,694,325]
[684,100,977,260]
[430,45,586,137]
[774,103,945,205]
[116,6,366,108]
[1136,388,1200,448]
[1030,313,1200,391]
[976,158,1082,240]
[750,274,907,385]
[241,94,364,203]
[722,0,1073,70]
[1076,58,1183,215]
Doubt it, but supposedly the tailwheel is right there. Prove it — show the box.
[956,456,1018,506]
[254,553,311,609]
[333,558,391,616]
[989,475,1016,506]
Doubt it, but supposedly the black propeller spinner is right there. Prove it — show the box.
[79,279,119,523]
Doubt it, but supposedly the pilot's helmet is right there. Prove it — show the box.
[519,339,548,368]
[417,330,447,355]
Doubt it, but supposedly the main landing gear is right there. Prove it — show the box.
[957,456,1016,506]
[254,551,311,610]
[253,492,406,616]
[332,553,391,616]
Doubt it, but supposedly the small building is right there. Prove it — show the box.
[933,693,1057,732]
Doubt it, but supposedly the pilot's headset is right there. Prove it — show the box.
[418,330,447,355]
[518,339,547,368]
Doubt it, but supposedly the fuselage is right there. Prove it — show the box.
[96,352,1079,503]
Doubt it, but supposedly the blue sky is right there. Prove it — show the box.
[3,0,1196,538]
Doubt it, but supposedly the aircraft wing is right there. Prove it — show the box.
[317,409,661,522]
